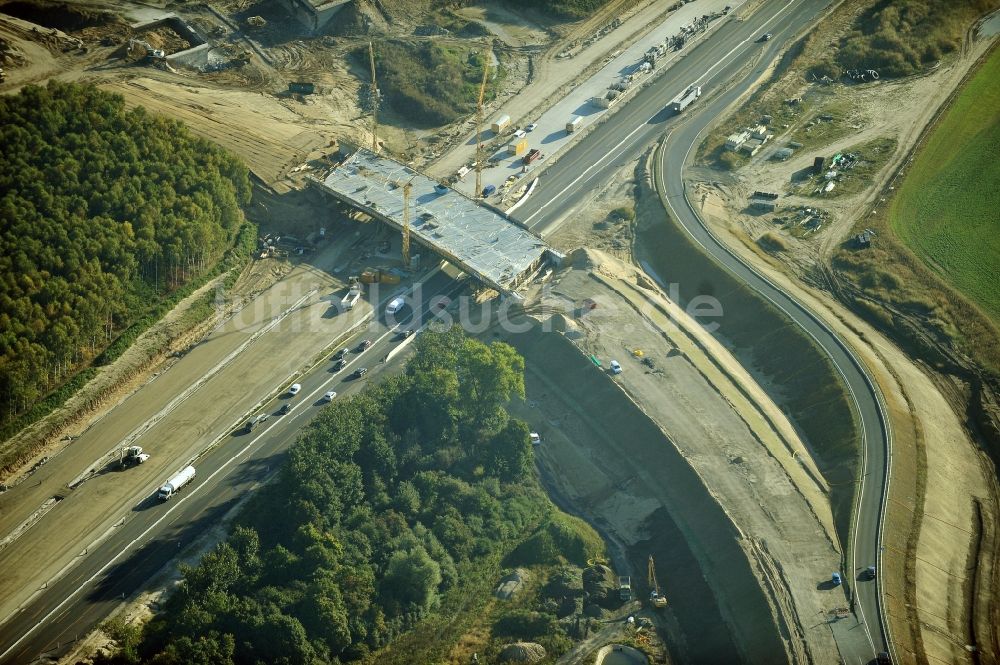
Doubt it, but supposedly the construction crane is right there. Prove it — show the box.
[475,43,491,198]
[648,555,667,608]
[401,181,412,266]
[368,41,379,153]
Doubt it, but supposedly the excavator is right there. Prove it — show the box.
[648,555,667,608]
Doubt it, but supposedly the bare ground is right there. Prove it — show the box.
[683,11,1000,664]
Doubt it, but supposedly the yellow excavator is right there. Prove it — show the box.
[648,555,667,608]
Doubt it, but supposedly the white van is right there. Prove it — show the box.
[386,296,405,316]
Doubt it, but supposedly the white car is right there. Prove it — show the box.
[321,390,337,403]
[288,383,302,395]
[610,360,622,375]
[526,123,538,132]
[530,432,541,445]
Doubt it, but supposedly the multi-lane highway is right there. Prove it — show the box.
[512,0,894,662]
[0,271,464,664]
[2,1,896,662]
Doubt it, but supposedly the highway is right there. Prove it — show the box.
[0,271,464,664]
[512,0,893,663]
[1,1,895,662]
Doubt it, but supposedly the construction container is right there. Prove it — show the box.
[491,115,511,134]
[508,138,528,156]
[566,116,583,133]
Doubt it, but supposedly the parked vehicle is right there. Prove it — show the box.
[610,360,622,375]
[158,465,196,501]
[287,383,302,395]
[491,114,511,134]
[566,116,583,133]
[482,184,496,197]
[119,446,150,468]
[321,391,337,403]
[526,122,538,132]
[530,432,541,445]
[831,572,842,586]
[340,281,362,310]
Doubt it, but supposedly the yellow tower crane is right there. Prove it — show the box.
[475,44,491,198]
[401,180,412,266]
[648,555,668,608]
[368,41,379,153]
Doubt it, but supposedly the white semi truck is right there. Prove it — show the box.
[158,465,196,501]
[668,85,702,113]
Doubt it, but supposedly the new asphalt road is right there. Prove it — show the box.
[513,0,893,663]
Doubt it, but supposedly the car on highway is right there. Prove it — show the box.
[287,383,301,396]
[398,329,414,340]
[279,403,292,415]
[356,339,372,352]
[333,348,347,360]
[526,122,538,132]
[876,652,890,665]
[353,367,368,379]
[864,565,876,580]
[321,390,337,403]
[610,360,622,375]
[333,358,347,370]
[759,32,772,41]
[244,414,269,433]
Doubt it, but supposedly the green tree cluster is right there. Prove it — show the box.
[369,42,496,128]
[0,82,250,423]
[812,0,998,79]
[132,329,539,663]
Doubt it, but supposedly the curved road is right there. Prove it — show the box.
[512,1,893,663]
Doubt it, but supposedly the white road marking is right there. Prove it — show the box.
[522,0,798,228]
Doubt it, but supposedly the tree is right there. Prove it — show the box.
[381,546,442,613]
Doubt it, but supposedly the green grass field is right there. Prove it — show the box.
[889,47,1000,323]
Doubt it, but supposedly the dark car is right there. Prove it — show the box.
[333,348,347,360]
[875,652,890,665]
[398,329,414,340]
[760,32,772,41]
[333,358,347,370]
[279,403,292,415]
[356,339,372,352]
[353,367,368,379]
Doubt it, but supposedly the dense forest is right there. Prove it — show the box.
[110,329,598,664]
[0,82,251,427]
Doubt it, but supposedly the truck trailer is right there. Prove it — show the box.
[668,85,701,113]
[491,115,511,134]
[158,465,196,500]
[566,116,583,133]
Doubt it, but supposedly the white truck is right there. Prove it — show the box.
[340,280,362,310]
[566,116,583,133]
[668,85,702,113]
[158,465,196,501]
[119,446,150,468]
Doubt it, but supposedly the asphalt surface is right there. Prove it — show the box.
[1,1,896,662]
[512,1,893,663]
[0,271,464,664]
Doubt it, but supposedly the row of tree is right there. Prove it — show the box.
[0,82,251,424]
[125,329,542,664]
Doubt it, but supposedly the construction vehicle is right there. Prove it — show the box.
[157,465,196,500]
[340,278,362,310]
[359,269,400,285]
[648,555,667,608]
[618,575,632,601]
[127,38,165,60]
[119,446,150,468]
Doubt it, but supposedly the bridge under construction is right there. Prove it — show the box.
[311,149,560,297]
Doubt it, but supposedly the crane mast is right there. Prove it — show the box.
[648,555,667,608]
[475,45,491,198]
[368,41,379,153]
[401,181,412,266]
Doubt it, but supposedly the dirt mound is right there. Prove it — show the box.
[499,642,547,663]
[494,568,529,600]
[327,0,432,36]
[582,564,619,608]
